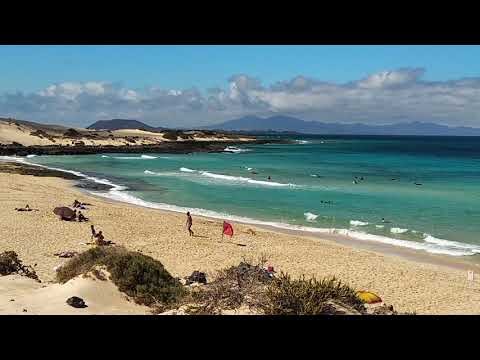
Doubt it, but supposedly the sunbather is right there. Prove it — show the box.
[78,211,89,222]
[15,204,38,212]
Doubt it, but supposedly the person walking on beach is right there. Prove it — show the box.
[186,212,194,236]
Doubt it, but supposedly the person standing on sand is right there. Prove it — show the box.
[186,212,194,236]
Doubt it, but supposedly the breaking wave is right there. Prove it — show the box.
[350,220,369,226]
[106,155,158,160]
[224,146,250,153]
[390,227,409,234]
[304,212,319,222]
[179,167,298,187]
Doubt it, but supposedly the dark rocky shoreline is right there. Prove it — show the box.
[0,162,114,191]
[0,139,284,156]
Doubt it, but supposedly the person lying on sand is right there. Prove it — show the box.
[73,200,90,209]
[15,204,38,212]
[78,211,89,222]
[54,251,78,258]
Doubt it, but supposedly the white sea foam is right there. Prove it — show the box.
[390,227,409,234]
[144,170,156,175]
[180,167,195,172]
[423,234,480,253]
[26,154,37,158]
[224,146,249,153]
[350,220,369,226]
[101,155,110,158]
[0,155,28,163]
[304,212,319,222]
[111,155,157,160]
[295,140,310,144]
[179,168,297,187]
[375,225,385,228]
[336,230,474,256]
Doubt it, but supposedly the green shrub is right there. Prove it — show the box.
[177,132,193,140]
[261,273,365,315]
[63,128,81,138]
[56,246,185,306]
[162,131,178,140]
[186,256,271,314]
[0,251,40,282]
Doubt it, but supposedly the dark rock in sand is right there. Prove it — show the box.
[0,162,80,180]
[74,180,113,191]
[66,296,87,308]
[186,271,207,285]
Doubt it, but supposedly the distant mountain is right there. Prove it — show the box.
[205,116,480,136]
[87,119,165,132]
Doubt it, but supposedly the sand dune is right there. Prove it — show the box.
[0,118,254,147]
[0,272,149,315]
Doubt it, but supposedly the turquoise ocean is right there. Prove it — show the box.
[12,135,480,257]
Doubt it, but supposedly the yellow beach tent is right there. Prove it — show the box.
[357,291,382,304]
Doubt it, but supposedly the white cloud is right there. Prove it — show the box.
[357,68,425,89]
[2,68,480,128]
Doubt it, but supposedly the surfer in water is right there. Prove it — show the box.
[267,176,271,181]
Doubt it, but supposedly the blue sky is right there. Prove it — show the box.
[1,45,479,128]
[1,45,479,93]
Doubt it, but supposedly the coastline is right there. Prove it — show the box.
[1,162,480,314]
[3,159,480,271]
[0,139,283,157]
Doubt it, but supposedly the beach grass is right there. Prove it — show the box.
[57,246,186,306]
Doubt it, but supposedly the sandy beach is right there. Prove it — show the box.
[1,169,480,314]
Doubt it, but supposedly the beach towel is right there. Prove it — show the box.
[223,221,234,237]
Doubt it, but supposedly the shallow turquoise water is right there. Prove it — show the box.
[26,135,480,256]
